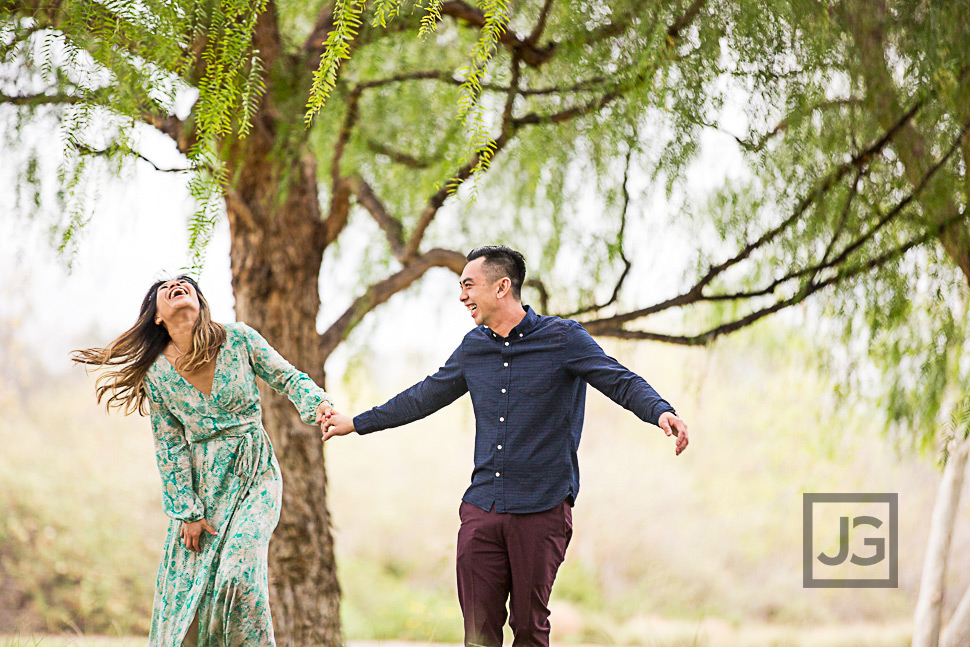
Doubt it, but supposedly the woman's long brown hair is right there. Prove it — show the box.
[72,275,226,415]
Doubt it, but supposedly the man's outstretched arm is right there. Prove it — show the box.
[564,321,689,455]
[321,345,468,442]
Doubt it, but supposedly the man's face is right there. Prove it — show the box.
[459,257,502,326]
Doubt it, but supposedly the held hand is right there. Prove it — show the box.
[180,518,218,553]
[321,413,355,442]
[658,411,689,456]
[314,401,334,426]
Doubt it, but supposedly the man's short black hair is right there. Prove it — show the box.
[466,246,527,300]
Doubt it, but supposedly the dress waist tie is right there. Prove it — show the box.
[223,431,257,480]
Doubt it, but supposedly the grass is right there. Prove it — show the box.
[2,323,969,644]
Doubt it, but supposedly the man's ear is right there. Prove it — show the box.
[496,277,511,299]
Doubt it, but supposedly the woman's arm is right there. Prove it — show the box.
[146,379,206,523]
[238,323,333,424]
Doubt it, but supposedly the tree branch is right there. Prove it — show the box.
[75,141,188,173]
[666,0,708,40]
[524,278,550,313]
[323,86,363,247]
[0,91,82,106]
[732,98,863,153]
[401,56,521,261]
[346,175,406,260]
[526,0,557,45]
[563,142,635,318]
[440,1,556,67]
[590,92,928,328]
[302,3,422,73]
[365,138,433,168]
[513,90,621,126]
[511,0,707,128]
[314,0,708,339]
[345,66,615,100]
[842,0,970,282]
[816,168,863,270]
[318,247,467,358]
[586,221,943,345]
[12,0,185,75]
[581,119,970,342]
[302,4,335,65]
[143,112,194,156]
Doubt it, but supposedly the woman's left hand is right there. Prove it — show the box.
[315,401,333,426]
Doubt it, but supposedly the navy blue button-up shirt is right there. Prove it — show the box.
[353,306,675,514]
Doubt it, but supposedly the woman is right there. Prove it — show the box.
[73,275,332,646]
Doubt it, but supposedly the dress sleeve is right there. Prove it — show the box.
[146,378,205,522]
[237,322,333,424]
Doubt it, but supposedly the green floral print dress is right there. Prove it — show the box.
[144,322,330,647]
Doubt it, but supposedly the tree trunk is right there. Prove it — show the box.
[225,114,342,643]
[941,582,970,647]
[912,437,970,647]
[213,2,344,643]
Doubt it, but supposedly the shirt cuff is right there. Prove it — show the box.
[353,411,378,435]
[653,406,676,427]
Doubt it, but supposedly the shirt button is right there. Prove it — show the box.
[497,444,503,450]
[505,341,509,346]
[500,417,505,422]
[495,472,501,478]
[519,333,523,337]
[504,362,509,367]
[501,388,506,393]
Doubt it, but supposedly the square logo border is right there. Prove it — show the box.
[802,492,898,588]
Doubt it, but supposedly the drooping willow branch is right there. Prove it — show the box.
[310,1,712,348]
[578,112,970,345]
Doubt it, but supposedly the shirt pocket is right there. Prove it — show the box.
[517,374,544,394]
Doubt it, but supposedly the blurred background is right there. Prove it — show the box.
[1,202,967,646]
[4,1,970,645]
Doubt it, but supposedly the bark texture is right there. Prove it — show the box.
[221,9,341,646]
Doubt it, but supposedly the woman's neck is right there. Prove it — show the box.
[166,316,196,354]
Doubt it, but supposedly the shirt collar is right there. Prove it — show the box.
[509,305,539,338]
[482,305,540,339]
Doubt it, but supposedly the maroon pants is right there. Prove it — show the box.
[456,500,573,647]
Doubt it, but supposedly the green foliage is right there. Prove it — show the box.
[417,0,442,38]
[4,0,970,452]
[454,0,509,171]
[2,0,272,272]
[304,0,512,189]
[181,0,271,271]
[304,0,365,125]
[370,0,403,29]
[685,0,970,450]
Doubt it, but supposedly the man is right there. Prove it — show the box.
[322,245,688,647]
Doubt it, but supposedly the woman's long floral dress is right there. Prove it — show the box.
[143,322,330,646]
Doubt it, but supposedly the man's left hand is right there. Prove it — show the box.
[658,411,689,456]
